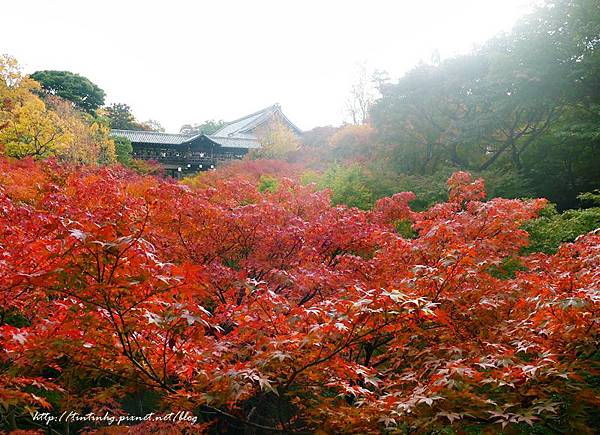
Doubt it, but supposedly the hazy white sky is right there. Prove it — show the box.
[1,0,534,132]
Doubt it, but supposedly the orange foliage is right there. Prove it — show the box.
[0,159,598,433]
[185,159,303,188]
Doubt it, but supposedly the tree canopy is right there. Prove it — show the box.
[0,159,599,433]
[0,1,599,432]
[104,102,163,131]
[180,119,226,135]
[368,0,600,208]
[30,70,106,113]
[0,56,115,163]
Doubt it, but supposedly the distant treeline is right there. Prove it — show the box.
[299,0,600,211]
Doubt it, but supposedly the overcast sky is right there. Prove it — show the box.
[1,0,535,132]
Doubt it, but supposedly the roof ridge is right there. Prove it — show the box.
[216,103,279,130]
[111,129,190,137]
[206,135,257,140]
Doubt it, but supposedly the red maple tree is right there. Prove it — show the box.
[0,158,598,433]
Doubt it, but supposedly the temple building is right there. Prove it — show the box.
[110,104,301,177]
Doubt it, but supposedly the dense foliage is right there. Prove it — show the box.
[373,0,600,207]
[304,163,535,212]
[30,70,106,114]
[1,157,598,433]
[300,0,600,210]
[113,135,134,165]
[523,192,600,254]
[1,1,599,432]
[0,56,116,164]
[104,103,164,132]
[180,119,227,135]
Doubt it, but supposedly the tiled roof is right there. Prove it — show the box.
[110,130,194,145]
[212,109,273,138]
[109,129,258,149]
[207,135,260,149]
[212,103,302,138]
[110,104,300,150]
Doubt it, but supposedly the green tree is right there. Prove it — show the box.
[104,103,137,130]
[139,119,165,132]
[179,119,226,135]
[103,103,163,132]
[30,70,105,113]
[113,136,133,165]
[314,164,377,209]
[524,199,600,254]
[370,0,600,208]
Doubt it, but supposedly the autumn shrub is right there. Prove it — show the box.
[308,162,535,212]
[0,159,599,434]
[127,158,164,176]
[523,201,600,254]
[184,158,303,189]
[308,163,382,209]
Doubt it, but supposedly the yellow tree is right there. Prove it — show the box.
[1,96,71,159]
[47,96,115,164]
[0,55,115,163]
[250,120,300,160]
[0,55,40,136]
[328,123,377,161]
